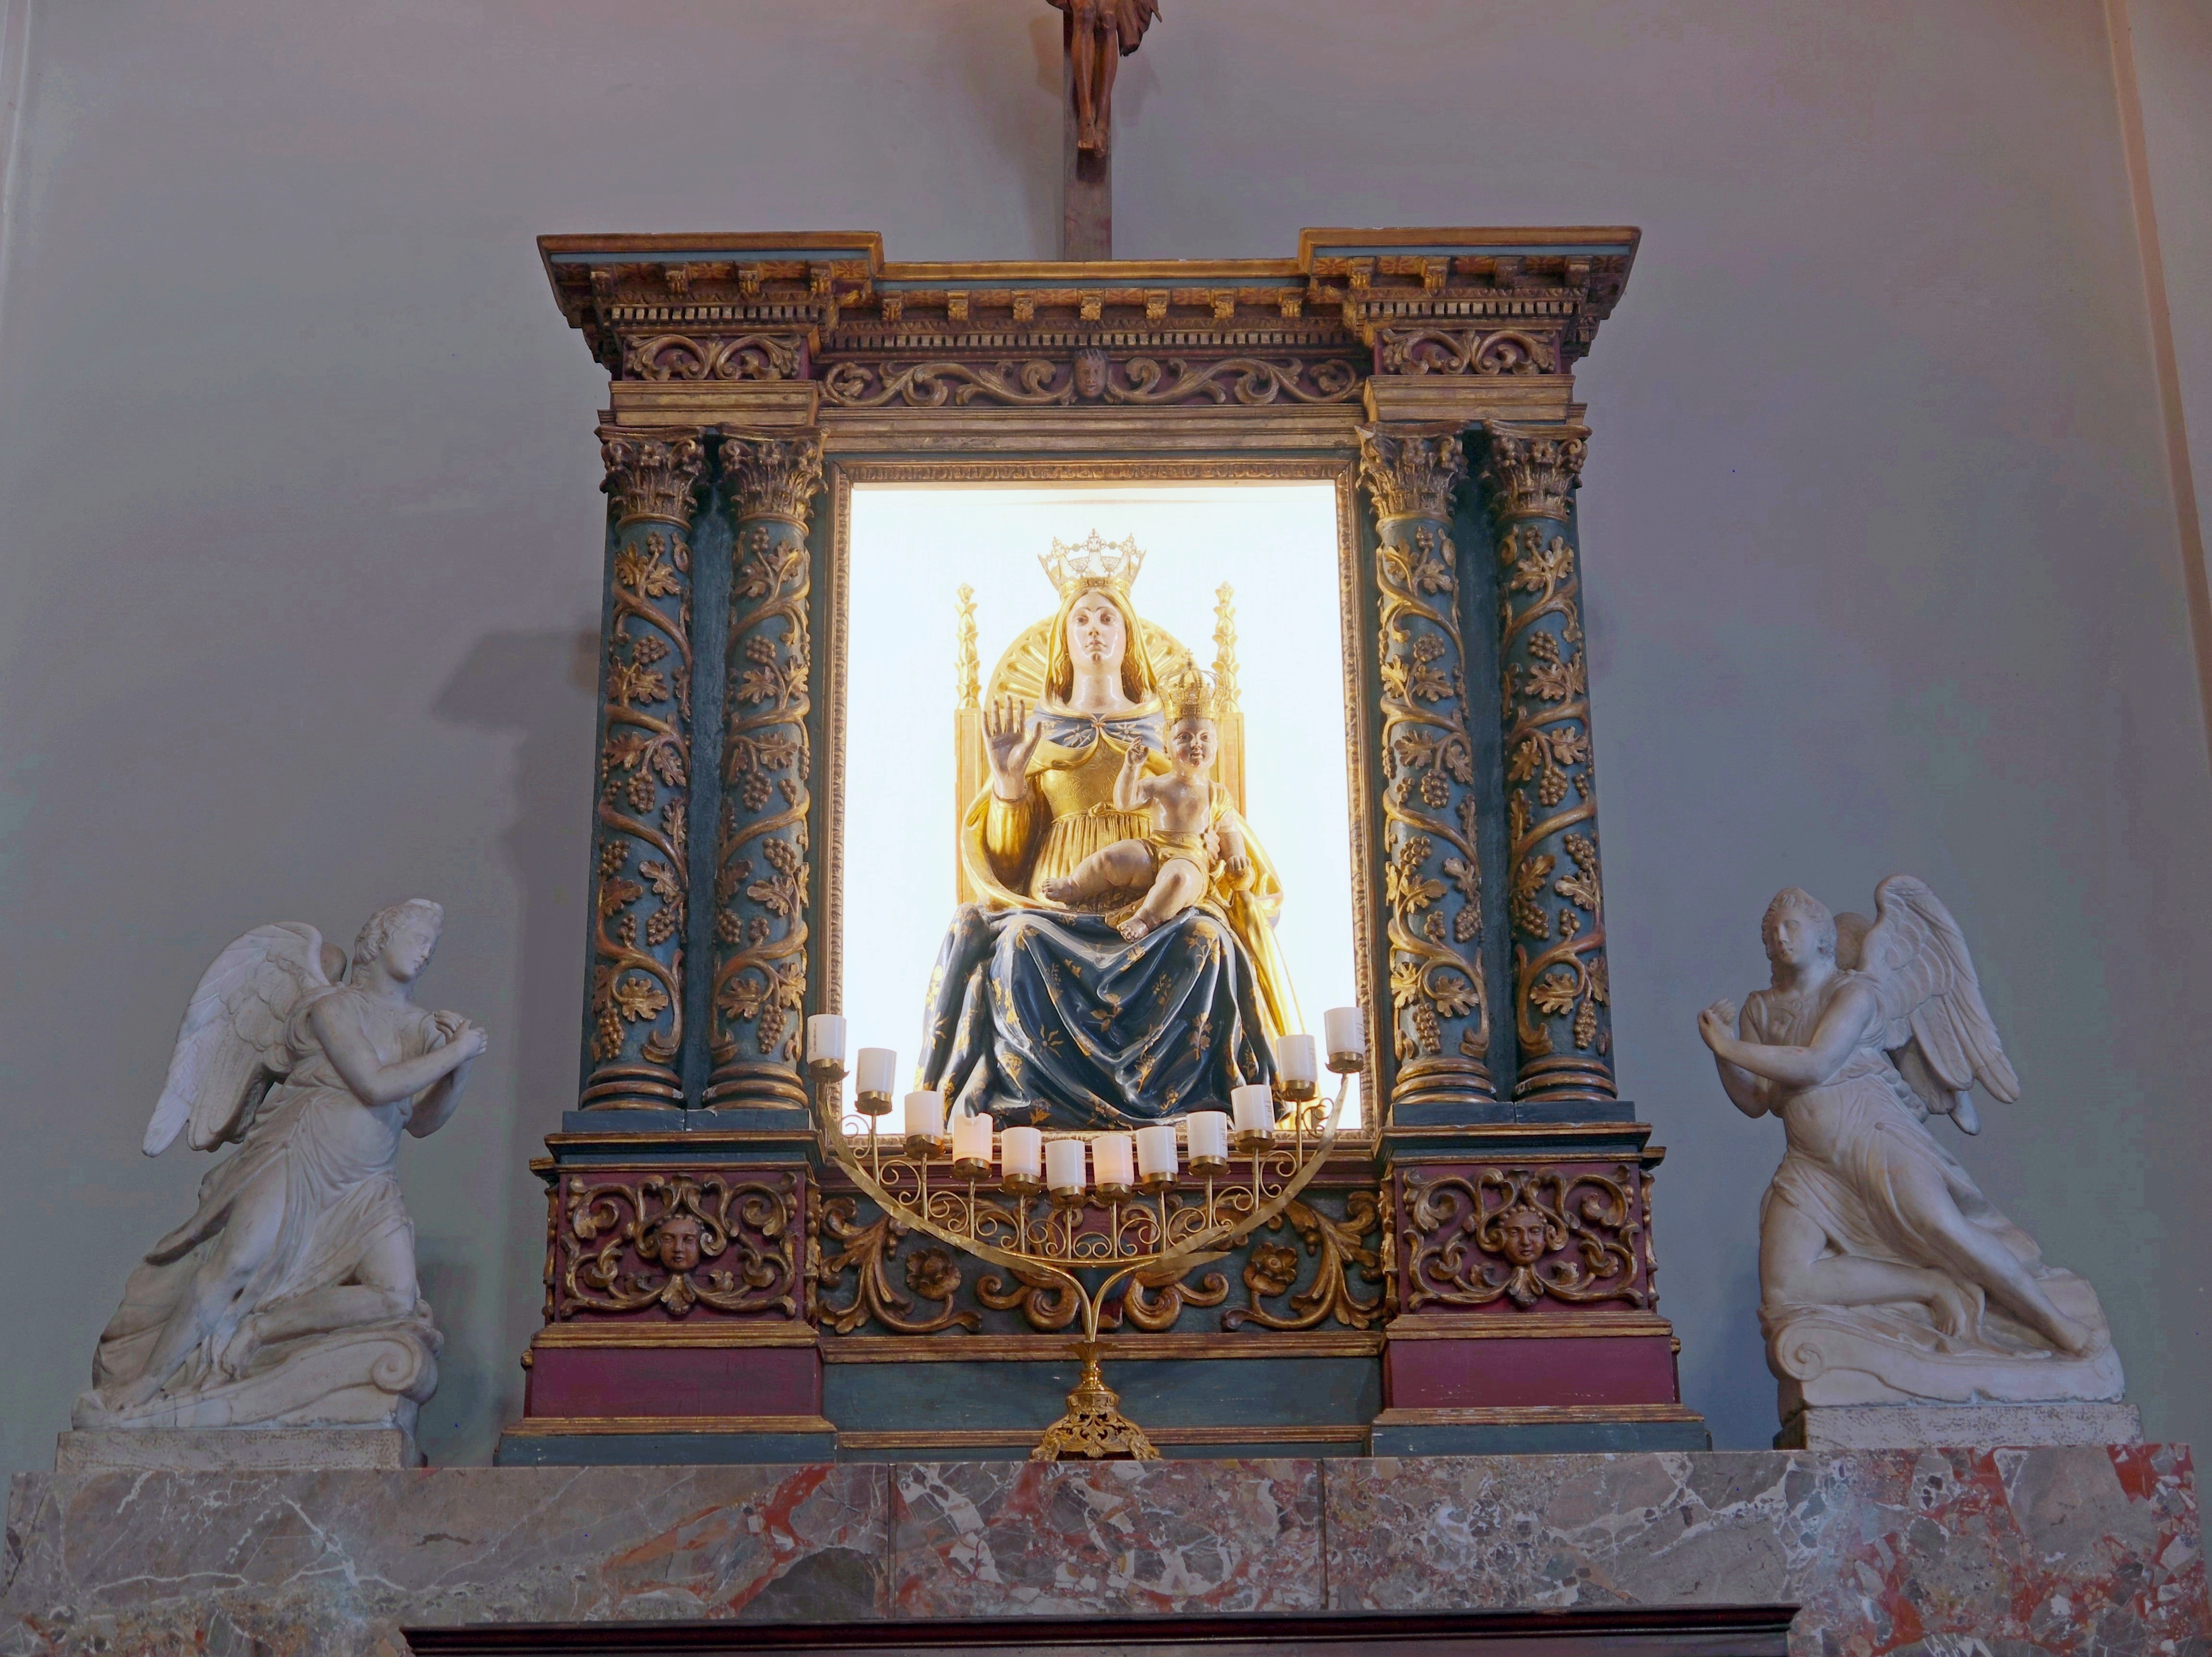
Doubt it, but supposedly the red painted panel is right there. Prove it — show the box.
[524,1344,821,1418]
[1384,1334,1680,1409]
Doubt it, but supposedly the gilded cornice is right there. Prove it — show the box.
[539,229,1638,400]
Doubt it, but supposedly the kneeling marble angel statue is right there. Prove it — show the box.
[1699,877,2124,1422]
[74,900,485,1440]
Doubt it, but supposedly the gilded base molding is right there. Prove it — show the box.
[502,1414,837,1436]
[1371,1403,1703,1428]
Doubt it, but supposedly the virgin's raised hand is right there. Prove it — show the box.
[984,696,1042,797]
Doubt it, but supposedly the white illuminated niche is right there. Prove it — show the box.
[840,483,1359,1117]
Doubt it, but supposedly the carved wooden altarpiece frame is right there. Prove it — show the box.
[503,229,1706,1465]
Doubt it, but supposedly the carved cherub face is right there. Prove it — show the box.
[382,914,441,983]
[1074,349,1107,400]
[1167,716,1216,772]
[1065,593,1126,674]
[1495,1207,1551,1266]
[653,1215,703,1272]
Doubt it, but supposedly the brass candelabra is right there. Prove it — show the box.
[807,1058,1352,1461]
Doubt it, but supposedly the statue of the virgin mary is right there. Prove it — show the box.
[918,538,1299,1129]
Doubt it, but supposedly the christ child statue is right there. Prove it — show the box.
[1043,673,1249,940]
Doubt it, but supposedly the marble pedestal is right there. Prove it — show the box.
[5,1447,2202,1655]
[1780,1399,2145,1451]
[53,1426,420,1474]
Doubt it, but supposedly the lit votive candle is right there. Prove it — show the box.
[950,1110,992,1172]
[1044,1137,1088,1195]
[903,1089,944,1142]
[1134,1123,1178,1181]
[1231,1082,1276,1136]
[807,1014,848,1069]
[1275,1033,1319,1088]
[1323,1006,1365,1069]
[1185,1110,1230,1167]
[855,1047,898,1100]
[1091,1132,1136,1192]
[1001,1126,1043,1182]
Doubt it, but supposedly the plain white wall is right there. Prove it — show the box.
[0,0,2204,1470]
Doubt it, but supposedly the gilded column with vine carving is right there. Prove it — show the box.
[704,431,825,1111]
[1481,421,1614,1102]
[581,427,705,1109]
[1357,423,1496,1114]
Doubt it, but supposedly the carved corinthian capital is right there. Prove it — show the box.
[721,432,826,529]
[1479,421,1590,524]
[600,430,708,528]
[1356,423,1468,522]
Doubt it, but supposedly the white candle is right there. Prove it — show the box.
[1044,1137,1087,1193]
[807,1014,848,1067]
[1324,1006,1365,1063]
[904,1090,944,1141]
[951,1110,992,1166]
[1135,1123,1178,1179]
[1275,1033,1319,1086]
[1001,1126,1043,1180]
[855,1047,898,1096]
[1185,1111,1230,1163]
[1092,1132,1136,1189]
[1231,1083,1276,1134]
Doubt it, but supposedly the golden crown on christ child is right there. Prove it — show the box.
[1039,530,1146,600]
[1165,667,1219,725]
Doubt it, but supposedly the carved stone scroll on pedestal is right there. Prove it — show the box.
[581,428,705,1109]
[704,431,825,1112]
[1480,421,1616,1103]
[1358,423,1497,1115]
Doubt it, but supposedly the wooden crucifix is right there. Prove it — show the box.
[1048,0,1161,259]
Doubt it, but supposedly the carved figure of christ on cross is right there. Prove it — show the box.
[1048,0,1160,258]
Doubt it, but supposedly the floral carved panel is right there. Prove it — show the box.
[1397,1162,1655,1315]
[550,1169,804,1323]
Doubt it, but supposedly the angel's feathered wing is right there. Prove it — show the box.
[1839,875,2019,1134]
[141,922,335,1156]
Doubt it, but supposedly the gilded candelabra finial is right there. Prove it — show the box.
[954,583,979,710]
[1212,583,1240,712]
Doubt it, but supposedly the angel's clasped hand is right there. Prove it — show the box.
[1697,1000,1738,1053]
[433,1013,489,1062]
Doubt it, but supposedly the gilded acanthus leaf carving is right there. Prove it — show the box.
[1222,1191,1388,1332]
[814,1194,982,1336]
[1402,1166,1646,1313]
[557,1173,799,1320]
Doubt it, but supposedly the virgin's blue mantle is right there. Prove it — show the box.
[920,903,1277,1129]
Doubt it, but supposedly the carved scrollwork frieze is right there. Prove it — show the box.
[818,354,1363,409]
[1480,422,1614,1100]
[706,432,824,1110]
[1376,327,1558,377]
[583,428,704,1108]
[1358,425,1495,1111]
[623,332,807,383]
[553,1171,801,1321]
[1401,1165,1649,1313]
